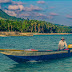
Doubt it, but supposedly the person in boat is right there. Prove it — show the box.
[58,37,67,50]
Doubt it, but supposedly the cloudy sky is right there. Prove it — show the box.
[0,0,72,26]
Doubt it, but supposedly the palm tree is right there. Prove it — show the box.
[38,24,40,33]
[8,23,10,32]
[34,22,37,32]
[31,23,34,32]
[11,25,12,32]
[41,22,44,33]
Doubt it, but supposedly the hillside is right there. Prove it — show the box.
[0,9,23,21]
[0,9,72,33]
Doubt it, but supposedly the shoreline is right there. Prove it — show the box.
[0,32,72,36]
[33,33,72,35]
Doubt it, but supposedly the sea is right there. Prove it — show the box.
[0,34,72,72]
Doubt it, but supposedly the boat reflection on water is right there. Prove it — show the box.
[5,61,42,72]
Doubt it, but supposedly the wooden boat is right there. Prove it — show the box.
[0,44,72,63]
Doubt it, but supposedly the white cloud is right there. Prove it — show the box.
[66,15,72,19]
[35,13,46,17]
[19,13,30,17]
[24,5,42,11]
[18,5,24,11]
[50,12,59,16]
[12,1,25,5]
[37,1,45,4]
[0,0,12,3]
[17,12,48,19]
[4,10,17,16]
[8,5,19,10]
[8,5,24,11]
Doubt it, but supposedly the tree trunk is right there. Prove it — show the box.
[31,25,33,32]
[8,23,10,32]
[34,22,37,32]
[38,24,40,33]
[42,26,44,33]
[11,25,12,32]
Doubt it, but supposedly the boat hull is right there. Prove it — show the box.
[4,50,72,63]
[0,49,72,63]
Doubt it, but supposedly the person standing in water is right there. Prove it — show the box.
[58,37,67,50]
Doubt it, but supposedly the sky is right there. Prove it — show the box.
[0,0,72,26]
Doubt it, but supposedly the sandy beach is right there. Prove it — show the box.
[0,32,72,36]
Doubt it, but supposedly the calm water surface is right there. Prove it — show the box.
[0,34,72,72]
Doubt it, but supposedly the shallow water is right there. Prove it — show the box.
[0,34,72,72]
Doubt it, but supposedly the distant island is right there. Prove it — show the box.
[0,9,72,36]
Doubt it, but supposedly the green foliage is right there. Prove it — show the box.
[0,19,72,33]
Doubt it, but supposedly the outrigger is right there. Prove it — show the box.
[0,44,72,63]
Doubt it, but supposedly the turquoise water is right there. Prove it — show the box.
[0,34,72,72]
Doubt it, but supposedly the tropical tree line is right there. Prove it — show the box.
[0,19,72,33]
